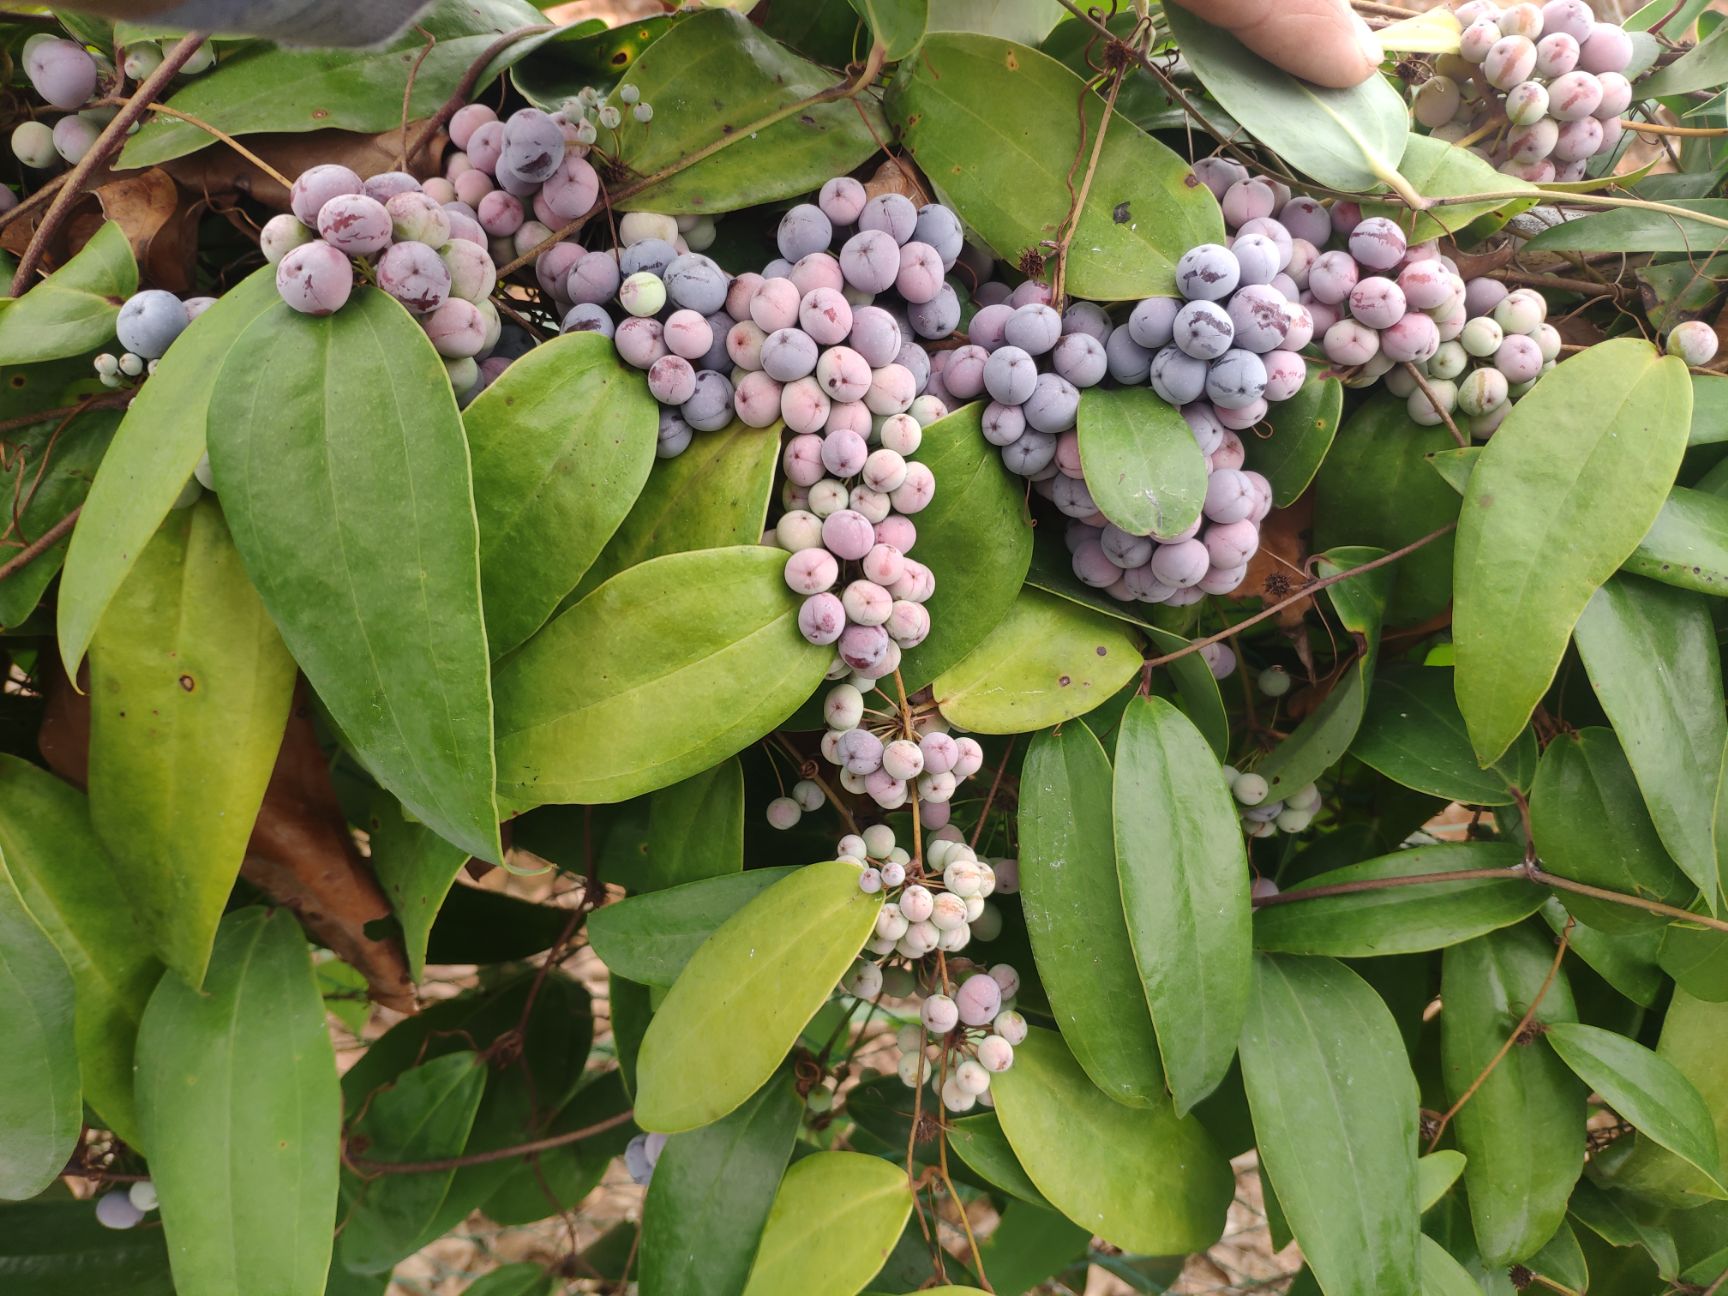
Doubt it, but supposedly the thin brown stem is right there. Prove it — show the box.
[1140,523,1458,682]
[1404,363,1468,448]
[772,732,860,836]
[1052,64,1124,304]
[496,43,888,280]
[403,24,556,164]
[11,31,208,296]
[1252,867,1517,908]
[0,506,80,582]
[1530,865,1728,933]
[0,393,133,438]
[400,27,438,171]
[969,737,1016,851]
[1423,189,1728,233]
[1619,118,1728,138]
[1494,269,1631,300]
[348,1107,634,1175]
[936,1121,991,1291]
[1427,919,1572,1151]
[0,172,68,233]
[140,103,292,187]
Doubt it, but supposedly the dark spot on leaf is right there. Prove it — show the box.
[1183,172,1200,188]
[611,51,629,66]
[178,674,195,691]
[1095,646,1108,656]
[1058,675,1071,686]
[1477,493,1495,508]
[312,108,329,120]
[1113,202,1131,224]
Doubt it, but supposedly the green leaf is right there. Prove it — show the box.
[0,870,80,1201]
[1074,386,1208,539]
[1543,900,1665,1007]
[568,417,779,605]
[947,1113,1050,1207]
[1441,925,1586,1265]
[1419,1150,1467,1210]
[1257,368,1343,508]
[1164,4,1409,192]
[366,792,471,982]
[1314,396,1460,625]
[0,407,118,630]
[1639,20,1728,95]
[477,1069,633,1226]
[1352,663,1535,806]
[1569,1178,1679,1275]
[0,223,136,364]
[1017,722,1165,1107]
[1574,576,1725,910]
[337,1052,489,1273]
[1145,624,1230,760]
[1529,728,1696,933]
[1364,133,1533,241]
[465,332,659,658]
[1113,696,1250,1113]
[1419,1233,1485,1296]
[886,33,1224,299]
[1254,842,1540,956]
[1253,547,1389,798]
[971,1201,1093,1293]
[641,1073,803,1296]
[613,10,887,213]
[463,1264,554,1296]
[57,267,280,677]
[135,908,340,1296]
[0,1199,174,1295]
[1600,989,1728,1206]
[850,0,926,58]
[495,546,829,807]
[87,499,295,987]
[1546,1022,1726,1196]
[990,1027,1233,1254]
[635,861,880,1132]
[1240,954,1419,1296]
[1454,339,1692,765]
[1523,200,1728,253]
[740,1151,913,1296]
[933,586,1140,733]
[589,868,800,988]
[1627,485,1728,596]
[0,754,159,1145]
[639,758,745,892]
[120,0,550,166]
[208,289,501,862]
[897,403,1033,690]
[1527,1219,1590,1294]
[928,0,1061,43]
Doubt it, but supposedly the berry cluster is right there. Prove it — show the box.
[1416,0,1633,183]
[623,1130,667,1186]
[7,34,213,185]
[94,1179,158,1230]
[1224,764,1323,839]
[806,682,985,827]
[93,289,215,386]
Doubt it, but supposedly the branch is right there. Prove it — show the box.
[349,1107,635,1175]
[1052,63,1124,303]
[11,31,209,297]
[403,24,556,164]
[0,506,80,583]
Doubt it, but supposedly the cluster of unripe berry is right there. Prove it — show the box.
[94,1178,157,1230]
[804,682,986,825]
[6,33,213,190]
[1224,764,1323,840]
[92,288,215,386]
[848,825,1002,960]
[1415,0,1635,183]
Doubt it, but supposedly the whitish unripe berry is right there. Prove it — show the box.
[96,1191,143,1230]
[1668,320,1720,367]
[127,1180,158,1212]
[922,993,960,1033]
[944,857,984,898]
[929,892,968,932]
[876,905,909,942]
[766,796,801,829]
[846,961,884,999]
[977,1035,1015,1072]
[941,1076,977,1113]
[1233,772,1270,806]
[992,1009,1029,1046]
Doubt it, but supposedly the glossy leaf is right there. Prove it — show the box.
[850,0,926,58]
[465,332,659,657]
[0,1199,174,1294]
[635,861,880,1132]
[1365,133,1531,240]
[1628,486,1728,596]
[1254,547,1389,799]
[208,290,501,861]
[338,1052,488,1273]
[1145,624,1230,760]
[739,1152,913,1296]
[1544,900,1665,1007]
[87,499,295,987]
[1574,575,1725,909]
[1523,199,1728,253]
[1441,925,1586,1265]
[1529,728,1695,933]
[1165,4,1409,192]
[464,1265,554,1296]
[1018,722,1165,1107]
[0,754,159,1144]
[1257,369,1343,507]
[1454,339,1692,765]
[1240,954,1420,1296]
[641,1073,802,1296]
[367,792,471,981]
[1254,842,1538,956]
[57,267,280,676]
[0,222,137,364]
[0,871,80,1201]
[990,1027,1233,1254]
[135,908,340,1296]
[1075,386,1208,540]
[1352,663,1535,806]
[614,10,887,213]
[933,586,1140,733]
[569,417,779,605]
[1419,1234,1485,1296]
[494,546,830,807]
[947,1113,1050,1207]
[898,403,1032,689]
[121,0,549,166]
[887,34,1224,299]
[1546,1021,1726,1196]
[1113,696,1251,1113]
[589,868,798,987]
[642,758,744,892]
[0,407,119,630]
[1314,396,1460,624]
[1419,1150,1467,1210]
[1601,989,1728,1205]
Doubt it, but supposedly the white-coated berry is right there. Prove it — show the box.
[900,884,935,923]
[941,1075,978,1112]
[955,972,1003,1026]
[876,904,909,941]
[943,857,984,897]
[863,823,896,858]
[977,1034,1015,1072]
[766,796,801,829]
[1233,773,1270,807]
[880,860,906,887]
[930,891,969,931]
[922,993,960,1033]
[858,867,883,894]
[96,1191,144,1230]
[992,1009,1028,1045]
[793,779,825,812]
[955,1058,992,1094]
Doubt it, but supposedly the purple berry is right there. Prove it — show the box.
[290,164,363,227]
[376,241,451,314]
[276,242,354,316]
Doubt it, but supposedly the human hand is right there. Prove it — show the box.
[1168,0,1384,89]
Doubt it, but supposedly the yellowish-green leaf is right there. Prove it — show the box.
[740,1152,912,1296]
